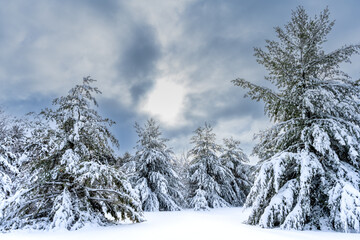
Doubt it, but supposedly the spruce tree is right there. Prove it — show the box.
[117,152,136,176]
[233,6,360,232]
[132,119,183,211]
[174,152,191,208]
[0,110,30,205]
[0,143,16,201]
[0,112,20,201]
[220,137,252,206]
[0,77,143,231]
[187,123,236,210]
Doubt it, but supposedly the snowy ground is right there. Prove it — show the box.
[1,208,358,240]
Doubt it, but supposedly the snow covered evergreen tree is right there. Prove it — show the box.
[0,77,143,231]
[174,152,191,208]
[187,123,236,210]
[0,110,30,204]
[0,112,20,201]
[132,119,183,211]
[118,152,133,166]
[232,6,360,232]
[220,137,252,206]
[117,152,136,176]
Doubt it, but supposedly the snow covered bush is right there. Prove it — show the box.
[233,6,360,232]
[131,119,183,211]
[0,77,143,231]
[220,137,252,206]
[187,123,237,210]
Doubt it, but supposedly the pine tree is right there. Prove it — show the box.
[132,119,183,211]
[0,112,19,201]
[220,137,252,206]
[187,123,236,210]
[117,152,136,176]
[118,152,133,166]
[0,144,15,201]
[0,77,143,231]
[0,111,28,203]
[174,152,191,208]
[232,6,360,232]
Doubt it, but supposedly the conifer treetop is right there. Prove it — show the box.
[232,6,360,123]
[42,76,119,154]
[232,6,360,232]
[135,118,169,153]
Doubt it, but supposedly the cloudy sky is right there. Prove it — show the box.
[1,0,360,160]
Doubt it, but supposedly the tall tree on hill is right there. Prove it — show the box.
[233,6,360,232]
[187,123,236,210]
[0,77,143,231]
[132,119,183,211]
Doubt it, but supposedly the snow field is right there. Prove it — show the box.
[1,208,358,240]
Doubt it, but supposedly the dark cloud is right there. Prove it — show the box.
[118,23,161,103]
[1,0,360,157]
[77,0,120,17]
[151,0,360,155]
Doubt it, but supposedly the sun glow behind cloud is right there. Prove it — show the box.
[141,78,187,126]
[1,0,359,155]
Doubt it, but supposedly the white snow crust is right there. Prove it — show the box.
[1,208,359,240]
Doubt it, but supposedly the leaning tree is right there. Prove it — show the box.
[233,6,360,232]
[0,77,143,231]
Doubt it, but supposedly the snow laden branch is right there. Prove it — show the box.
[187,124,250,210]
[233,6,360,232]
[0,78,143,231]
[130,119,183,211]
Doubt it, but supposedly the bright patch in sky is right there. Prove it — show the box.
[141,78,186,126]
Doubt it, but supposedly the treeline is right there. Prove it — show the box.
[0,78,253,231]
[2,5,360,233]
